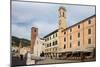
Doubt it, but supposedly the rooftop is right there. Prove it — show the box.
[43,29,58,38]
[62,14,96,32]
[43,14,96,38]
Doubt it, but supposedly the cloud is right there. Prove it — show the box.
[11,1,95,39]
[31,20,58,37]
[12,24,31,40]
[12,20,58,40]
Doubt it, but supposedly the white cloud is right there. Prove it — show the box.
[11,1,95,39]
[31,20,58,37]
[12,24,31,40]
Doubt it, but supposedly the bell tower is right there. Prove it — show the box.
[31,27,38,53]
[58,6,67,50]
[58,6,67,30]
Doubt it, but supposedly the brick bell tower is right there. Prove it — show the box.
[58,6,67,50]
[31,27,38,53]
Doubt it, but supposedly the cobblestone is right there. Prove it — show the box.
[36,58,81,64]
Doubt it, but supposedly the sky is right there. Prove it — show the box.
[11,1,96,40]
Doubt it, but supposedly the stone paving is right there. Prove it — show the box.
[36,58,81,64]
[35,57,96,64]
[12,56,96,66]
[12,56,27,67]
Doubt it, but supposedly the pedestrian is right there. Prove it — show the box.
[20,54,23,60]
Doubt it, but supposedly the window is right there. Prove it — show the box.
[88,38,91,44]
[55,40,57,45]
[78,32,80,38]
[70,35,72,40]
[34,29,36,32]
[64,37,66,42]
[50,36,51,40]
[64,32,66,35]
[53,35,55,38]
[63,12,64,17]
[88,28,91,34]
[55,48,57,51]
[78,25,80,28]
[53,42,55,46]
[56,33,57,37]
[70,29,72,32]
[64,44,66,49]
[88,19,91,24]
[50,43,51,46]
[53,41,58,45]
[78,41,80,46]
[70,42,72,48]
[48,38,49,41]
[46,38,48,41]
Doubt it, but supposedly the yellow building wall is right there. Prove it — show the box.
[83,17,96,48]
[44,16,96,53]
[71,23,84,49]
[66,16,95,51]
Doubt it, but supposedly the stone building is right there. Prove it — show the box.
[43,6,67,58]
[31,27,45,57]
[33,37,45,57]
[43,6,96,59]
[31,6,96,60]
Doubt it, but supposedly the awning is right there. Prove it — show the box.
[58,47,95,53]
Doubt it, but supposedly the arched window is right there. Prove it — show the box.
[63,12,64,17]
